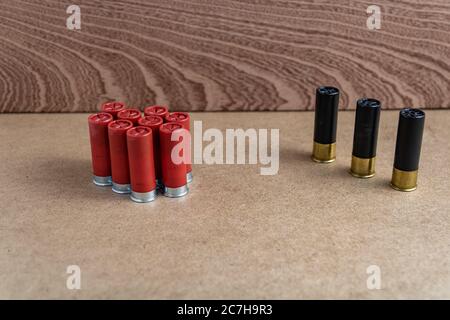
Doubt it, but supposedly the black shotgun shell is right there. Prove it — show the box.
[312,86,340,163]
[391,108,425,192]
[350,98,381,178]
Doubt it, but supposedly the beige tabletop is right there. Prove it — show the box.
[0,111,449,299]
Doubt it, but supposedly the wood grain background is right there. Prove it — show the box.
[0,0,449,112]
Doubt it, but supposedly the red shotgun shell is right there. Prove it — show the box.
[117,108,142,126]
[138,115,164,185]
[101,102,126,119]
[127,126,157,203]
[165,112,192,183]
[144,105,169,120]
[159,123,189,198]
[108,120,133,194]
[88,113,114,186]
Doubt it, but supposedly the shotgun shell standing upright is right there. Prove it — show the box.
[312,86,340,163]
[144,105,169,120]
[165,112,192,183]
[88,113,114,186]
[138,115,164,186]
[350,98,381,178]
[117,108,142,126]
[159,123,189,198]
[127,126,157,203]
[391,108,425,192]
[108,120,133,194]
[101,102,126,119]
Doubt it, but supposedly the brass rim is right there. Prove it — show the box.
[390,183,417,192]
[311,155,336,163]
[349,169,375,179]
[390,168,418,192]
[350,156,376,178]
[312,142,336,163]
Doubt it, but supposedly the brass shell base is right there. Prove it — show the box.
[312,142,336,163]
[390,168,418,192]
[390,183,417,192]
[350,156,376,179]
[350,171,376,179]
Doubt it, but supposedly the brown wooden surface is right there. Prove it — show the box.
[0,0,449,112]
